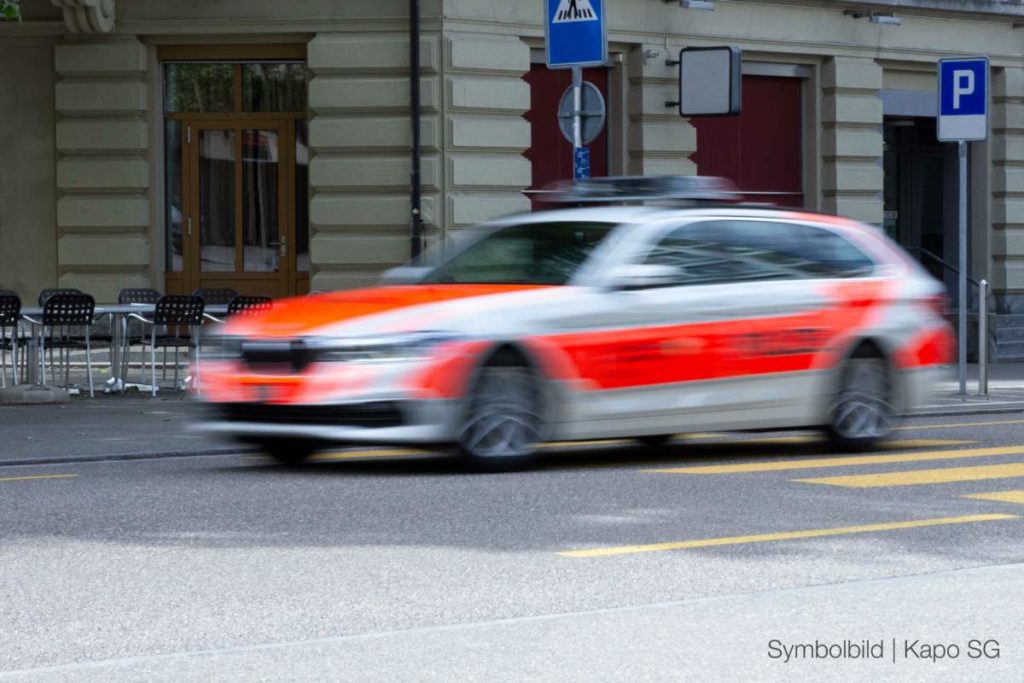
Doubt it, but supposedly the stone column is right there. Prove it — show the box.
[627,45,696,176]
[991,67,1024,313]
[821,57,883,225]
[54,38,150,302]
[443,32,531,229]
[307,32,441,291]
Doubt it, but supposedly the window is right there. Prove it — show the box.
[643,220,875,287]
[422,222,615,285]
[164,62,307,114]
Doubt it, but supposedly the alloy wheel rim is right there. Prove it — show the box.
[460,367,541,458]
[833,358,892,440]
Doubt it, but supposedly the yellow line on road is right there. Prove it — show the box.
[0,474,78,483]
[649,441,1004,475]
[796,462,1024,488]
[558,513,1018,558]
[963,490,1024,505]
[894,418,1024,431]
[309,449,430,462]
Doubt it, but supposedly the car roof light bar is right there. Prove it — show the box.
[538,175,742,204]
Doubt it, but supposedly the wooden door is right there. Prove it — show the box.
[183,119,293,298]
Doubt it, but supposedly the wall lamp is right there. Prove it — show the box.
[844,9,901,25]
[667,0,716,10]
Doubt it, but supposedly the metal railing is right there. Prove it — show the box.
[906,246,989,395]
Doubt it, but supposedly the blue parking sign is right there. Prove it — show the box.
[546,0,606,69]
[938,57,988,141]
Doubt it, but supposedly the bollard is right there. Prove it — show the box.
[979,279,988,396]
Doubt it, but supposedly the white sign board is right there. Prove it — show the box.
[937,57,989,142]
[677,46,742,117]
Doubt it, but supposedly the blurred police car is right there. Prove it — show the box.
[196,176,953,469]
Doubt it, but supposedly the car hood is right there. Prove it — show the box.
[221,284,563,339]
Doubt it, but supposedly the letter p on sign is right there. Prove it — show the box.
[953,70,974,109]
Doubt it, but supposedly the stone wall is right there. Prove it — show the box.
[307,32,442,290]
[54,39,150,303]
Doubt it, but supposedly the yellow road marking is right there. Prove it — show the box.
[650,441,1000,475]
[963,490,1024,505]
[796,462,1024,488]
[559,513,1018,558]
[0,474,78,483]
[894,418,1024,431]
[309,449,429,462]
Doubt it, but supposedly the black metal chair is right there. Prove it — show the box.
[38,288,82,307]
[192,287,239,306]
[29,292,97,397]
[129,295,205,396]
[227,295,272,317]
[118,288,162,387]
[0,293,21,388]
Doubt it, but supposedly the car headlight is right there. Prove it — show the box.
[316,332,464,364]
[200,334,244,361]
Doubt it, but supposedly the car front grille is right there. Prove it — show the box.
[213,401,405,428]
[240,340,316,373]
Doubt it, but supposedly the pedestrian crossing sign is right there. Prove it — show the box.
[546,0,606,69]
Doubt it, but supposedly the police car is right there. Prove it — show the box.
[197,177,953,469]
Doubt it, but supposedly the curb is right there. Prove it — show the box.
[907,403,1024,418]
[0,447,256,469]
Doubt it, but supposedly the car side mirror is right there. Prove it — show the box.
[604,264,679,291]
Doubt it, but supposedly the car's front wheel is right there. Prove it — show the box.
[455,352,543,471]
[826,354,895,451]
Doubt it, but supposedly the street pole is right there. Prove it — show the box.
[958,140,968,395]
[572,66,583,154]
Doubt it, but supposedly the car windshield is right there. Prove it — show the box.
[420,221,615,285]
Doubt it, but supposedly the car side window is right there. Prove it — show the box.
[642,220,876,286]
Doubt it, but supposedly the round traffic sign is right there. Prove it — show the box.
[557,81,606,146]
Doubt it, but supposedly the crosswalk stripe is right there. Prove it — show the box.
[962,490,1024,505]
[796,462,1024,488]
[558,513,1018,558]
[649,442,1008,475]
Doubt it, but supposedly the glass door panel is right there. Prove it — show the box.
[199,129,237,272]
[242,129,281,273]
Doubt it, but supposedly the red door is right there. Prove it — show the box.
[523,65,610,210]
[690,75,803,207]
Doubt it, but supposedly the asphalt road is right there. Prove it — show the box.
[1,416,1023,681]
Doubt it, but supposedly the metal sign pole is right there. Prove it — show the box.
[958,140,968,395]
[572,66,583,150]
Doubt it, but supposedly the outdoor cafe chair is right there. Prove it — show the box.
[227,295,272,318]
[118,288,162,386]
[37,288,81,307]
[22,292,97,397]
[0,292,21,388]
[128,295,205,396]
[192,287,239,306]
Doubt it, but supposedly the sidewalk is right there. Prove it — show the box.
[1,364,1023,467]
[0,394,243,467]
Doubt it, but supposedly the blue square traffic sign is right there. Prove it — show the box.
[546,0,606,69]
[938,57,989,141]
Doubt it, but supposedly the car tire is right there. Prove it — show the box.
[825,353,895,452]
[455,351,543,472]
[258,438,317,466]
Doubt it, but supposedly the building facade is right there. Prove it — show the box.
[2,0,1024,356]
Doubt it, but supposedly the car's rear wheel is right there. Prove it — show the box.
[826,354,894,451]
[256,438,317,465]
[455,352,543,471]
